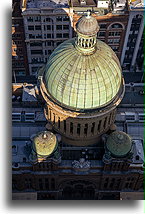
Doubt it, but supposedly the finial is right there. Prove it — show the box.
[42,133,48,139]
[86,10,91,19]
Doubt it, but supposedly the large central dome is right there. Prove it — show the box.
[43,12,122,110]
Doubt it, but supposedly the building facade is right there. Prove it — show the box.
[12,0,29,77]
[21,0,128,75]
[120,0,144,71]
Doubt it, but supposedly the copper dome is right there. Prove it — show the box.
[76,11,99,36]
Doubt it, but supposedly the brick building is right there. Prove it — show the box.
[12,0,29,77]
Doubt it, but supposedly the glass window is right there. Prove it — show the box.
[63,25,69,30]
[28,25,34,30]
[63,33,69,38]
[47,34,51,38]
[56,16,62,22]
[35,25,41,30]
[47,25,51,30]
[56,33,62,38]
[56,25,62,30]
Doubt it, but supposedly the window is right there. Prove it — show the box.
[31,50,43,55]
[47,34,51,38]
[25,113,35,122]
[56,25,62,30]
[48,50,52,54]
[29,34,35,39]
[63,33,69,38]
[27,17,33,22]
[25,178,32,188]
[64,120,66,132]
[12,113,21,121]
[111,23,123,29]
[47,41,51,46]
[34,16,41,22]
[39,178,43,190]
[45,178,49,189]
[12,145,17,154]
[109,32,121,37]
[91,122,95,134]
[46,17,51,22]
[36,34,42,39]
[28,25,34,30]
[100,24,107,29]
[35,25,41,30]
[77,124,81,135]
[47,25,51,30]
[63,16,69,21]
[56,16,62,22]
[56,33,62,38]
[138,114,145,121]
[32,67,39,74]
[58,117,60,128]
[111,46,119,51]
[23,157,26,162]
[126,114,135,121]
[30,42,42,47]
[51,178,55,189]
[70,122,73,134]
[84,124,88,135]
[63,25,69,30]
[98,31,105,37]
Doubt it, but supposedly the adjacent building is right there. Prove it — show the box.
[21,0,128,75]
[12,0,29,77]
[120,0,144,71]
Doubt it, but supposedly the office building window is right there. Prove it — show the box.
[56,25,62,30]
[47,34,51,38]
[35,25,41,30]
[28,25,34,30]
[63,25,69,30]
[47,25,51,30]
[56,33,62,38]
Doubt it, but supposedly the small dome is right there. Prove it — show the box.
[76,11,99,36]
[31,131,57,157]
[106,131,132,157]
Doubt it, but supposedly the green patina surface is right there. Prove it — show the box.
[44,38,122,110]
[106,131,132,157]
[32,131,57,157]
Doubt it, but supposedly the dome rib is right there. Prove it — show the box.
[55,53,78,103]
[43,38,122,110]
[96,54,114,101]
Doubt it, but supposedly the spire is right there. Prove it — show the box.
[75,11,100,55]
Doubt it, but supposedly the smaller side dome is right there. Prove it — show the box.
[76,11,99,36]
[31,131,57,157]
[106,131,132,158]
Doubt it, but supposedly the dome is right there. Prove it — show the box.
[106,131,132,157]
[76,11,99,36]
[31,131,57,157]
[43,13,123,111]
[43,39,122,110]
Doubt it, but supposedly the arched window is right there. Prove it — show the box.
[110,23,123,29]
[84,123,88,135]
[64,120,66,132]
[51,178,55,189]
[77,123,81,135]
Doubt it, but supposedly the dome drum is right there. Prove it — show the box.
[41,81,119,146]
